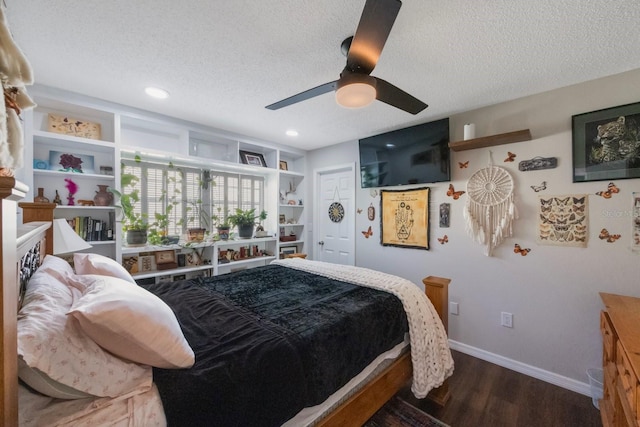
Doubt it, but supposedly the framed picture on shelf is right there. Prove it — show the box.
[572,101,640,182]
[122,256,139,274]
[279,160,288,170]
[49,151,95,174]
[239,150,267,167]
[48,113,102,140]
[280,246,297,258]
[279,214,286,224]
[140,255,154,272]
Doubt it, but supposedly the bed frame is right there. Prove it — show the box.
[0,183,450,427]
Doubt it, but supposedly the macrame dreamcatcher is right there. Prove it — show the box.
[463,161,517,256]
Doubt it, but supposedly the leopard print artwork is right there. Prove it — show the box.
[590,115,640,164]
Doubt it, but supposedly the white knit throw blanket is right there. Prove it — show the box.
[272,259,454,398]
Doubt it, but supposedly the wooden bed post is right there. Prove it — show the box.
[423,275,451,406]
[0,177,28,427]
[18,202,56,256]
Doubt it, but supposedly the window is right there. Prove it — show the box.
[121,160,264,235]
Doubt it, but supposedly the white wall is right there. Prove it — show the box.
[306,68,640,391]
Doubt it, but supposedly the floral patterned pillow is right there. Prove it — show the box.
[17,258,152,398]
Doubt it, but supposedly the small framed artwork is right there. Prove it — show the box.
[280,246,297,258]
[279,160,288,170]
[49,151,95,174]
[572,101,640,182]
[239,150,267,167]
[122,256,139,274]
[140,255,154,272]
[279,214,286,224]
[48,113,102,140]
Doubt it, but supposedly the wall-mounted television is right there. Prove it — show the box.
[359,118,450,188]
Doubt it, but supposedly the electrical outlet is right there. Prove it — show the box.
[501,312,513,328]
[450,302,459,315]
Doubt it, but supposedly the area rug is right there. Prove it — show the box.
[364,396,449,427]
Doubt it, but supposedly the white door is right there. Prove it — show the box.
[314,164,355,265]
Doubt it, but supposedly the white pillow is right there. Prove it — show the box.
[67,274,195,369]
[18,268,152,398]
[74,253,136,284]
[37,254,75,281]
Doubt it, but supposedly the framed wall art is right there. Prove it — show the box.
[572,101,640,182]
[239,150,267,167]
[279,160,288,170]
[49,151,95,174]
[48,113,102,140]
[380,187,430,250]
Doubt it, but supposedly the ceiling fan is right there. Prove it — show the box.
[265,0,427,115]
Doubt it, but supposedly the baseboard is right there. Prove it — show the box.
[448,340,591,397]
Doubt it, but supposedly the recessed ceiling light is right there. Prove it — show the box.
[145,87,170,99]
[286,129,299,137]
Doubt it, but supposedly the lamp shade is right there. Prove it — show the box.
[53,218,92,255]
[335,73,377,109]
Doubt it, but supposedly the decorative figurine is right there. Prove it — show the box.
[64,178,78,206]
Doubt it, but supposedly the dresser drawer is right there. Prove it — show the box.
[616,340,638,415]
[601,310,616,363]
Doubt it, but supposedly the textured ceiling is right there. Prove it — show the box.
[7,0,640,151]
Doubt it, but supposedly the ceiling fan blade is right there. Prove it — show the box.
[374,77,428,114]
[266,81,338,110]
[346,0,402,75]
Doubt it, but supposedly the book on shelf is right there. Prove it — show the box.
[66,216,115,242]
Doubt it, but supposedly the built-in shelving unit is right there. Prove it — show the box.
[23,85,308,274]
[448,129,532,152]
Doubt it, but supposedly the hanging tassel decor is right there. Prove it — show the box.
[464,164,517,256]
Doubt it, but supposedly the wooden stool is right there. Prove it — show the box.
[285,253,307,259]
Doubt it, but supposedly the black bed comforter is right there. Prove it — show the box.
[142,264,408,427]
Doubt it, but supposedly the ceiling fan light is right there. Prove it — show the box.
[336,82,376,109]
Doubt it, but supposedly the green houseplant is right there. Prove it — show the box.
[228,208,267,239]
[212,207,231,240]
[110,172,148,246]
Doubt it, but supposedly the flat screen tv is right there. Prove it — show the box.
[359,118,450,188]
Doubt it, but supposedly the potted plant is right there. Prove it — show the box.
[184,199,211,242]
[228,208,267,239]
[110,173,148,246]
[147,197,180,245]
[212,207,231,241]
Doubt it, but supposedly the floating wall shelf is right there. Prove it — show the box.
[448,129,532,152]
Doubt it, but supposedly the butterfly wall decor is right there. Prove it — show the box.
[437,235,449,244]
[458,161,469,169]
[530,181,547,192]
[599,228,621,243]
[514,243,531,256]
[356,208,363,214]
[446,184,465,200]
[504,152,516,162]
[595,182,620,199]
[362,226,373,238]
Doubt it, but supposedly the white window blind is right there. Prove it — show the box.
[121,160,264,235]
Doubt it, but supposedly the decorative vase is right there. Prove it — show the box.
[34,187,50,203]
[93,184,113,206]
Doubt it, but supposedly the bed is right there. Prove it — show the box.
[1,188,454,427]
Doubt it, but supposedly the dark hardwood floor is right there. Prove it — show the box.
[399,350,602,427]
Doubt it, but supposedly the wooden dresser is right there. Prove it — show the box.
[600,293,640,427]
